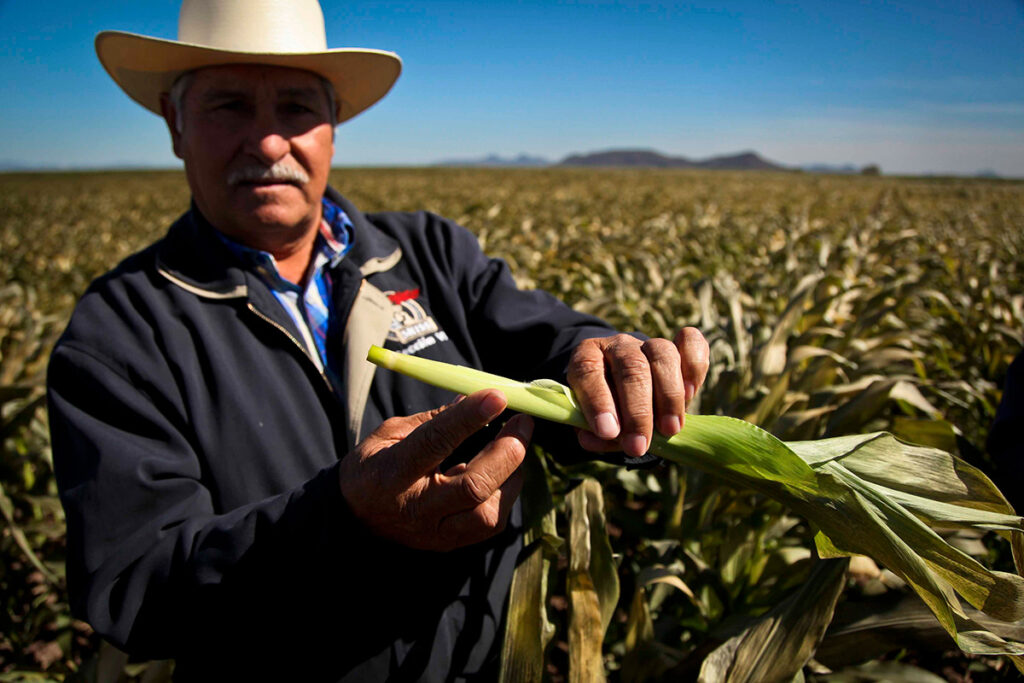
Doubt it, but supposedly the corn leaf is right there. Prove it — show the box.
[819,593,1024,669]
[366,345,1024,669]
[499,449,558,683]
[567,478,619,683]
[622,567,695,682]
[697,557,849,683]
[889,417,960,454]
[814,661,948,683]
[622,584,660,683]
[753,273,824,379]
[0,479,59,584]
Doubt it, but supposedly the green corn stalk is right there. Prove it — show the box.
[366,345,1024,671]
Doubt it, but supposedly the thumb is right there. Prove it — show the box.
[393,389,508,480]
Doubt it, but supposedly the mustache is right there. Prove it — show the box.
[227,162,310,186]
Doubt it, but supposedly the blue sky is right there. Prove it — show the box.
[2,0,1023,176]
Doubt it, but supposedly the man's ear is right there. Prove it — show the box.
[159,93,185,160]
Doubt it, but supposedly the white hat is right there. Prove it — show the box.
[95,0,402,123]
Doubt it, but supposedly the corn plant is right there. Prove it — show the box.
[368,345,1024,679]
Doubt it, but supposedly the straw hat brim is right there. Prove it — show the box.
[96,30,402,123]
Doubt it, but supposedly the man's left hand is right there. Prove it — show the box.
[567,327,710,458]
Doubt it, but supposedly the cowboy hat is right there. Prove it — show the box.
[95,0,402,124]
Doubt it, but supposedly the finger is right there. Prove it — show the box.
[396,389,508,481]
[567,337,621,441]
[365,411,435,446]
[576,428,623,453]
[429,414,532,516]
[675,327,710,407]
[365,391,472,445]
[642,337,686,436]
[604,337,654,458]
[436,462,526,550]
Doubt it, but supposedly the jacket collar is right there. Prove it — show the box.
[155,187,402,300]
[323,186,402,277]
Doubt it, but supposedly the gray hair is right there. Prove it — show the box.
[169,71,196,133]
[169,70,339,133]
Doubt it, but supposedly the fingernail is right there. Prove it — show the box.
[479,392,506,419]
[512,415,534,441]
[684,382,695,403]
[623,433,648,457]
[595,412,619,440]
[660,414,681,436]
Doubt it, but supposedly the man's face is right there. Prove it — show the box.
[163,64,335,247]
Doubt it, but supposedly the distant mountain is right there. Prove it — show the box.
[559,149,691,168]
[558,148,786,171]
[801,163,860,174]
[433,148,789,171]
[434,153,549,167]
[696,151,784,171]
[0,160,52,171]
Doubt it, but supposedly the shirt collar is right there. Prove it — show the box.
[216,197,355,291]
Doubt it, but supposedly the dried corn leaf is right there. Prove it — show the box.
[889,417,960,454]
[500,449,558,683]
[813,661,947,683]
[824,378,938,436]
[753,273,824,379]
[567,479,619,683]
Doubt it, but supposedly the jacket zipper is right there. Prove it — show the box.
[246,302,334,394]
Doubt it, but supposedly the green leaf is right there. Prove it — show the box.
[697,558,849,683]
[367,346,1024,668]
[788,432,1023,569]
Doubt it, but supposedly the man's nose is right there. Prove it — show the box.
[244,110,290,163]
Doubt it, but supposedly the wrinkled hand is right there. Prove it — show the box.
[339,390,533,551]
[568,327,710,458]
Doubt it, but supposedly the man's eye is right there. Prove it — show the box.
[207,100,246,114]
[283,103,315,115]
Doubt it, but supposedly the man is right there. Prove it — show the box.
[48,0,710,679]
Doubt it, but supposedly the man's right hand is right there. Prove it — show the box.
[338,390,533,552]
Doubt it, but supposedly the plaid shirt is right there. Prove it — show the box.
[218,198,354,387]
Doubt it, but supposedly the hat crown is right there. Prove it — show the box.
[178,0,328,53]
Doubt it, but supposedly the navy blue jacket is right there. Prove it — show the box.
[48,187,619,681]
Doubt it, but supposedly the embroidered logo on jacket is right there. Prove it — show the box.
[386,289,441,349]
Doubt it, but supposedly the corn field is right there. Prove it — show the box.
[1,168,1022,680]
